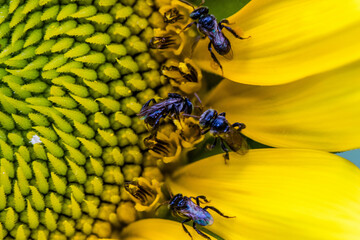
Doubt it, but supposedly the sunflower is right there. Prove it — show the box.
[0,0,360,240]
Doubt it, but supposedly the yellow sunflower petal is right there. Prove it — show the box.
[205,61,360,151]
[193,0,360,85]
[168,149,360,240]
[121,219,206,240]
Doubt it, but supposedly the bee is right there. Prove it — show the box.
[178,0,249,74]
[138,93,193,137]
[199,109,248,162]
[163,8,184,24]
[169,193,234,240]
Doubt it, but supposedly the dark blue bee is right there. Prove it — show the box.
[179,0,249,74]
[199,109,248,162]
[138,93,193,137]
[169,193,234,240]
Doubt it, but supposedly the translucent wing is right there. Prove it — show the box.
[138,102,164,118]
[221,127,248,155]
[222,47,233,60]
[137,97,183,117]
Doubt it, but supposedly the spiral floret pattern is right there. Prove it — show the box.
[0,0,168,238]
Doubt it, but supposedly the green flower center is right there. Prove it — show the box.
[0,0,170,238]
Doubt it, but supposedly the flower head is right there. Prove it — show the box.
[0,0,171,238]
[1,0,360,239]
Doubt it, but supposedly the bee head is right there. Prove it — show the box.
[169,193,184,207]
[199,109,217,128]
[190,7,209,20]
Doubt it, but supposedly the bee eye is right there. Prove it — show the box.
[189,11,201,19]
[190,7,209,19]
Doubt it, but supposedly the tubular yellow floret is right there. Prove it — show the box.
[0,186,7,211]
[57,4,77,21]
[41,5,60,21]
[51,38,75,53]
[51,172,67,195]
[23,12,41,32]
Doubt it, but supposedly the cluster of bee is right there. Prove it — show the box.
[138,92,248,162]
[126,1,250,239]
[150,0,249,74]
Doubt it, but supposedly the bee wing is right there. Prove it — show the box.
[138,102,164,117]
[222,47,233,60]
[209,40,233,69]
[221,127,248,155]
[137,98,182,117]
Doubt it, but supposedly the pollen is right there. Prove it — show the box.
[0,0,171,238]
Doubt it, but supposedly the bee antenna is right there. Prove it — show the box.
[194,92,202,105]
[193,92,203,111]
[164,183,173,198]
[155,200,170,213]
[182,113,200,119]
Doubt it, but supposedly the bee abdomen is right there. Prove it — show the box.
[194,211,214,226]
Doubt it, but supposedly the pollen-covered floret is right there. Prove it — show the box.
[0,0,170,238]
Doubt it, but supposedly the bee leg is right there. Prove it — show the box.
[206,137,217,150]
[208,42,224,76]
[196,196,210,205]
[219,19,231,25]
[190,195,210,206]
[221,24,250,40]
[141,98,156,110]
[181,21,197,34]
[219,112,226,117]
[204,206,235,218]
[152,116,164,132]
[192,222,211,240]
[201,128,210,135]
[232,122,246,130]
[181,219,193,239]
[220,139,230,163]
